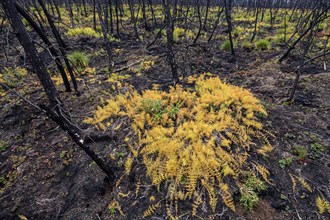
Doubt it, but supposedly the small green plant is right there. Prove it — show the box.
[279,157,293,169]
[0,176,6,185]
[220,40,232,51]
[240,172,266,211]
[255,39,271,51]
[60,149,73,165]
[232,28,242,37]
[0,141,9,153]
[274,34,286,44]
[293,145,308,160]
[68,51,89,71]
[244,172,267,191]
[310,143,325,155]
[240,185,259,211]
[141,99,163,120]
[242,41,254,52]
[0,67,28,88]
[108,200,125,216]
[66,27,102,38]
[173,27,185,42]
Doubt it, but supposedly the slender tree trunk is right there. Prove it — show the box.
[115,0,120,37]
[93,0,97,30]
[208,6,224,43]
[1,0,116,180]
[2,0,60,107]
[38,0,79,94]
[203,0,210,31]
[250,0,260,43]
[128,0,139,39]
[193,0,202,44]
[163,0,179,83]
[65,0,74,28]
[97,0,113,67]
[15,3,71,92]
[224,0,235,56]
[52,0,62,21]
[142,0,149,30]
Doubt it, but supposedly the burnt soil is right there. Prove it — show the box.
[0,31,329,220]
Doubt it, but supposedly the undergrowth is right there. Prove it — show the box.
[66,27,102,38]
[84,74,273,217]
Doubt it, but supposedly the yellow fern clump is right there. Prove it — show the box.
[316,196,330,214]
[66,27,102,38]
[85,74,271,215]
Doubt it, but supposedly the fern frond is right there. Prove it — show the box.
[143,202,161,218]
[316,196,330,214]
[124,156,133,174]
[252,162,270,183]
[220,183,235,211]
[192,192,203,216]
[135,178,141,197]
[289,174,296,192]
[297,176,312,193]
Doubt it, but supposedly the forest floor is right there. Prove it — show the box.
[0,31,329,220]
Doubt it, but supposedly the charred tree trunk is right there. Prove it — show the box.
[203,0,211,31]
[114,0,120,37]
[65,0,74,28]
[224,0,235,56]
[15,3,71,92]
[208,5,224,43]
[250,0,260,43]
[97,0,113,68]
[142,0,149,30]
[1,0,116,180]
[38,0,79,94]
[128,0,139,39]
[93,0,97,30]
[163,0,179,83]
[193,0,202,44]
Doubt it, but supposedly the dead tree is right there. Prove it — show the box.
[278,5,330,63]
[250,0,260,43]
[224,0,235,56]
[193,0,203,44]
[163,0,179,83]
[15,3,72,92]
[1,0,116,180]
[97,0,113,68]
[37,0,79,94]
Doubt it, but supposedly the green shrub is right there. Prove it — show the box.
[274,34,286,44]
[240,172,266,211]
[242,41,254,51]
[278,157,293,168]
[255,39,271,50]
[173,27,185,42]
[221,40,233,51]
[310,143,325,154]
[154,28,166,37]
[66,27,102,38]
[293,145,308,160]
[0,140,9,152]
[0,67,28,88]
[68,51,89,71]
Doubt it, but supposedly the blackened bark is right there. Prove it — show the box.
[38,0,79,94]
[97,0,113,67]
[15,3,71,92]
[1,0,60,107]
[163,0,179,83]
[224,0,235,56]
[1,0,116,180]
